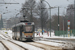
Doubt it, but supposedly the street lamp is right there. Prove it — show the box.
[40,0,51,35]
[15,13,19,25]
[42,0,51,37]
[58,7,59,31]
[22,8,26,21]
[40,0,57,37]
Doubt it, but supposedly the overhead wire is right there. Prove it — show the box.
[12,0,18,3]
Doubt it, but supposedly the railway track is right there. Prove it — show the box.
[0,32,43,50]
[0,41,8,50]
[0,36,27,50]
[26,42,62,50]
[42,39,75,49]
[6,39,75,50]
[0,36,5,40]
[42,38,73,44]
[1,40,27,50]
[34,38,75,50]
[0,35,75,50]
[36,41,75,50]
[10,40,44,50]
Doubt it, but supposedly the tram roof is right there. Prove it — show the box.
[12,22,34,28]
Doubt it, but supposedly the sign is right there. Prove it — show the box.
[67,20,70,25]
[67,20,70,37]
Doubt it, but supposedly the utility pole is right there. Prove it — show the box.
[58,7,60,36]
[63,17,64,37]
[49,7,52,37]
[22,8,25,21]
[30,8,33,22]
[40,0,43,35]
[74,0,75,29]
[58,7,59,31]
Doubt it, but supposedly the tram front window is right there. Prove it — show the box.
[25,26,33,33]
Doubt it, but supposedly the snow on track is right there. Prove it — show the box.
[36,41,75,50]
[0,43,7,50]
[27,42,62,50]
[42,38,75,49]
[1,40,25,50]
[43,39,75,47]
[10,40,44,50]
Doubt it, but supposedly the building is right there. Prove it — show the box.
[3,19,7,29]
[0,14,3,29]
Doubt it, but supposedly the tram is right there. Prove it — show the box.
[12,22,35,41]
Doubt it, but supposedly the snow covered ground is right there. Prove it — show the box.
[34,31,75,40]
[0,43,7,50]
[1,30,75,39]
[1,30,12,39]
[0,30,75,50]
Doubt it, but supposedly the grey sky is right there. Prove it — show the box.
[0,0,74,19]
[46,0,73,7]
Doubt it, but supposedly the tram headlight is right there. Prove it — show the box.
[30,36,32,37]
[24,35,27,37]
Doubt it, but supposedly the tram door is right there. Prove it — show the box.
[20,25,23,40]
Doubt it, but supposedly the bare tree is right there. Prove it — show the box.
[36,1,49,29]
[47,15,63,31]
[21,0,49,30]
[21,0,36,21]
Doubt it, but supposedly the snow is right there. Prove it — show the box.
[0,43,6,50]
[1,30,75,38]
[0,30,43,50]
[0,31,12,40]
[36,41,74,49]
[2,40,24,50]
[0,32,8,40]
[0,30,75,50]
[1,30,75,40]
[10,40,44,50]
[36,41,62,46]
[1,30,12,39]
[35,32,55,37]
[35,31,75,39]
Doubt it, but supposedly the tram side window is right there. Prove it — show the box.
[17,26,20,32]
[12,28,15,32]
[14,27,17,32]
[20,25,24,31]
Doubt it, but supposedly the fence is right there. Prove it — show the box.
[55,29,75,37]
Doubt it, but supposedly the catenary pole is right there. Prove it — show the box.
[58,7,59,36]
[42,0,51,36]
[74,0,75,29]
[40,0,43,35]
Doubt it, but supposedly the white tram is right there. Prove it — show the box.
[12,22,35,41]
